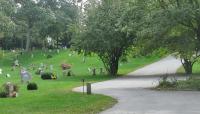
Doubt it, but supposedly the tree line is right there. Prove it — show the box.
[0,0,78,51]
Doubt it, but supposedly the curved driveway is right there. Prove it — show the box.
[74,56,200,114]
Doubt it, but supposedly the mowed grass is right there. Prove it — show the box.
[0,50,159,114]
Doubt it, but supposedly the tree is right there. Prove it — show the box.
[138,0,200,74]
[38,0,78,49]
[0,0,15,39]
[14,0,55,51]
[74,0,141,76]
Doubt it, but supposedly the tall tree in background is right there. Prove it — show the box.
[38,0,78,48]
[14,0,55,51]
[0,0,15,39]
[139,0,200,74]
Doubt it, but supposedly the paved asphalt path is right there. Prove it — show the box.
[73,56,200,114]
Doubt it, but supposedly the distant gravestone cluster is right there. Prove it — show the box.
[88,67,105,76]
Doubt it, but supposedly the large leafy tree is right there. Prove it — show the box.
[14,0,55,51]
[74,0,142,76]
[0,0,15,39]
[138,0,200,74]
[38,0,78,48]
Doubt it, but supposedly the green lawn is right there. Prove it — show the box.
[0,50,159,114]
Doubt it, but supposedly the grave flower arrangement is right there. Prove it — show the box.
[61,63,71,70]
[0,82,19,98]
[41,72,57,80]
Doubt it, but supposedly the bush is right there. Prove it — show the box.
[157,81,177,88]
[41,72,57,80]
[0,91,7,98]
[151,48,169,57]
[156,76,177,89]
[47,55,53,59]
[27,83,38,90]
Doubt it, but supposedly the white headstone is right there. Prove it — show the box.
[14,60,19,66]
[57,49,60,53]
[20,69,31,83]
[0,68,2,75]
[50,65,53,72]
[6,74,11,78]
[31,54,34,58]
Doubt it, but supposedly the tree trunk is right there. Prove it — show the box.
[57,37,59,49]
[25,28,31,52]
[182,59,193,74]
[109,56,119,76]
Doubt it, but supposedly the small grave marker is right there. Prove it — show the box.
[20,68,31,83]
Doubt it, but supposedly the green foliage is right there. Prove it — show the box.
[151,48,169,58]
[156,76,178,89]
[27,82,38,90]
[46,54,53,59]
[0,0,15,37]
[157,77,200,91]
[0,91,7,98]
[137,0,200,74]
[74,0,140,76]
[178,78,200,90]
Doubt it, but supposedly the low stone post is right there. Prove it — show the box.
[86,83,91,95]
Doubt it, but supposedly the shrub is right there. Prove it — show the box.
[41,72,57,80]
[27,83,38,90]
[120,56,128,63]
[0,91,7,98]
[156,76,177,89]
[151,48,169,57]
[47,55,53,59]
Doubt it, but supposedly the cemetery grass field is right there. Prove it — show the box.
[0,50,159,114]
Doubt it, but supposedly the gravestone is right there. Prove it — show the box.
[20,69,31,83]
[0,68,2,75]
[14,59,19,66]
[5,82,17,97]
[31,54,34,58]
[50,65,53,72]
[6,74,10,78]
[57,49,60,53]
